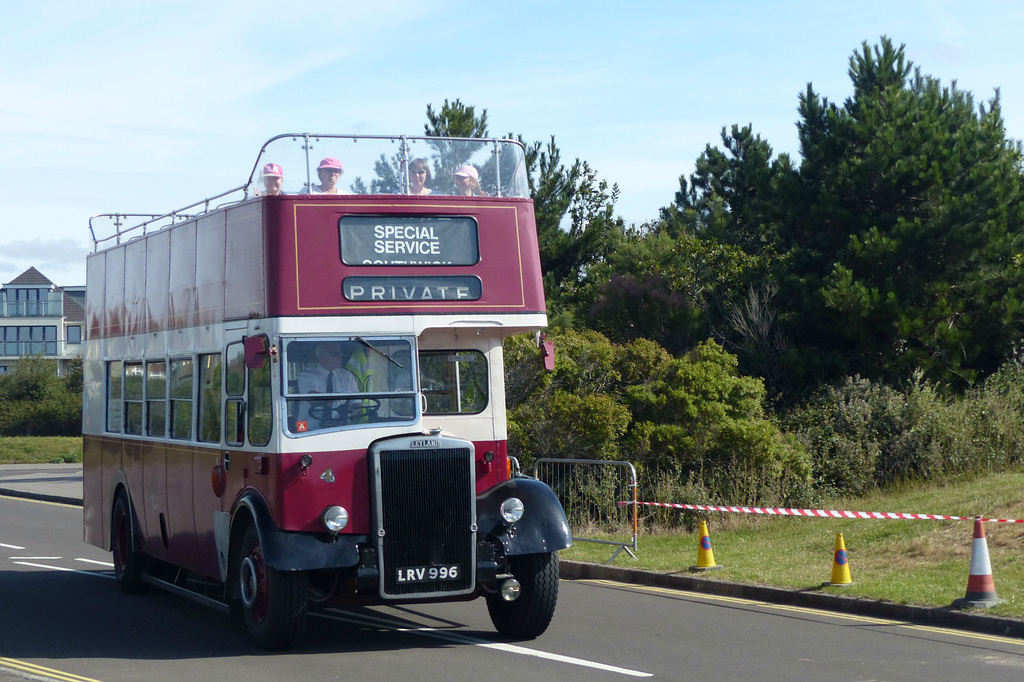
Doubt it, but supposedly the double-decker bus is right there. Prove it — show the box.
[82,134,571,650]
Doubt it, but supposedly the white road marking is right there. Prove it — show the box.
[0,542,26,550]
[316,609,653,677]
[76,558,114,567]
[13,561,115,579]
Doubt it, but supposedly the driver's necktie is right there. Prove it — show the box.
[326,372,335,393]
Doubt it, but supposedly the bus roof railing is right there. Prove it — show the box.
[89,134,530,250]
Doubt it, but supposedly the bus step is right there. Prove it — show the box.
[141,573,230,614]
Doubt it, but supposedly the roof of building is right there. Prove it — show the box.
[4,267,55,287]
[62,290,85,322]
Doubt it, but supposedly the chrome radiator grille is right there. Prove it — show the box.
[373,444,475,597]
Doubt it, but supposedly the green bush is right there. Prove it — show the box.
[506,330,811,508]
[0,356,82,436]
[784,364,1024,498]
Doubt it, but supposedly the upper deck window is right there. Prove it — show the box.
[283,337,417,436]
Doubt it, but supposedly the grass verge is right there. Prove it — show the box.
[562,471,1024,620]
[0,436,82,464]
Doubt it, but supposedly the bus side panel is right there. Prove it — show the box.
[82,435,105,547]
[125,240,147,338]
[103,248,126,339]
[192,447,225,579]
[99,436,124,550]
[122,439,147,551]
[224,202,266,321]
[164,444,200,572]
[169,221,197,330]
[85,254,106,347]
[146,230,171,334]
[141,441,169,561]
[196,213,226,328]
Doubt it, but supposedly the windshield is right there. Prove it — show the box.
[250,134,529,199]
[283,336,416,435]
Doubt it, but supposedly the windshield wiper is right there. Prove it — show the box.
[355,337,404,368]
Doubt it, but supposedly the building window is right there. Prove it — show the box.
[67,326,82,345]
[0,326,58,355]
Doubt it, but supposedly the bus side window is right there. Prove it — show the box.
[106,360,123,433]
[146,359,167,437]
[197,353,222,443]
[224,341,248,446]
[419,350,488,415]
[170,357,193,440]
[225,399,245,446]
[124,362,144,435]
[247,334,272,446]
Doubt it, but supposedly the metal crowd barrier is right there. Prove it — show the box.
[529,458,638,563]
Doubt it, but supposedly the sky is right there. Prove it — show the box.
[2,0,1023,287]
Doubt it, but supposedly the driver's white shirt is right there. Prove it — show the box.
[296,365,358,431]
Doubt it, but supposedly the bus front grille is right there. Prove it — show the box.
[373,445,475,597]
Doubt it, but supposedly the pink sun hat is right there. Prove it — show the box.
[454,164,479,181]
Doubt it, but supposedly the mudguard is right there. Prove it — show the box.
[476,477,572,556]
[233,491,362,571]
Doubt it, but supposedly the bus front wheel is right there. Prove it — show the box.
[235,524,309,650]
[111,494,146,593]
[486,552,559,639]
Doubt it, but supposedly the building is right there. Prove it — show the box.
[0,267,85,376]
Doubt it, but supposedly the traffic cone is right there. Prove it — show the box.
[952,518,1005,609]
[689,520,721,571]
[826,533,853,586]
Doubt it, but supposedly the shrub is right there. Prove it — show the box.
[0,356,82,436]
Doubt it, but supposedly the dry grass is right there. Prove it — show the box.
[563,471,1024,619]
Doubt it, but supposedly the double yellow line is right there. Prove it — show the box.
[0,657,104,682]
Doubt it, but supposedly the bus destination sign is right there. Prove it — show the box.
[339,215,479,265]
[343,276,482,302]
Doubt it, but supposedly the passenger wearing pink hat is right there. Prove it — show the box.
[454,164,487,196]
[304,157,349,195]
[261,162,284,196]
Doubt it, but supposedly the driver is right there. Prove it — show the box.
[296,342,358,431]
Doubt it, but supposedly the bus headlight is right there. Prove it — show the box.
[321,506,349,533]
[500,497,524,525]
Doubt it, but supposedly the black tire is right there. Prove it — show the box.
[234,524,309,650]
[111,494,147,593]
[486,552,559,639]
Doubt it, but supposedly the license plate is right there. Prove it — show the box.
[395,564,461,583]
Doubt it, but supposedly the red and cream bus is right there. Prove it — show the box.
[82,134,570,650]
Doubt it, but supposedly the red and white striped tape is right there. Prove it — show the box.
[617,501,1024,524]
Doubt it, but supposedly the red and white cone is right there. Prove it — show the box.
[952,518,1005,609]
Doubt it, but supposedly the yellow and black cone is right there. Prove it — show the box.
[826,533,853,586]
[689,520,722,571]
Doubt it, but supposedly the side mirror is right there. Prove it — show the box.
[244,335,269,369]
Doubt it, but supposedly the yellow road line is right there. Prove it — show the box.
[0,494,79,509]
[0,657,104,682]
[578,579,1024,647]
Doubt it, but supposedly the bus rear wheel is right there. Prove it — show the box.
[486,552,559,639]
[235,524,309,650]
[111,494,146,593]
